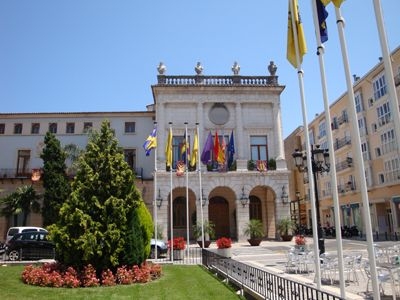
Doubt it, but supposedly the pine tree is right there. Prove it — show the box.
[40,132,70,226]
[48,120,151,271]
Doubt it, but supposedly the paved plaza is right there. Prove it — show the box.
[222,237,400,300]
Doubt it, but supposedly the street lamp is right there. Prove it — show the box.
[292,145,330,254]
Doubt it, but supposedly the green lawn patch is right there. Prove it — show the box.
[0,264,242,300]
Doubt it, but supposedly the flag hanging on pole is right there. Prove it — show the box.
[321,0,344,7]
[143,126,157,156]
[217,135,226,165]
[227,131,235,169]
[213,131,220,161]
[165,127,173,169]
[180,132,189,164]
[201,131,213,165]
[286,0,307,68]
[190,130,198,168]
[317,0,329,43]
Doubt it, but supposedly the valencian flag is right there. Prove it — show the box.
[321,0,344,7]
[213,131,220,161]
[190,131,198,168]
[165,127,173,169]
[317,0,329,43]
[143,126,157,156]
[201,131,213,165]
[227,130,235,169]
[287,0,307,68]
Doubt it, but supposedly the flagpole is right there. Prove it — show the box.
[310,1,345,296]
[373,0,400,167]
[169,122,174,262]
[334,7,380,299]
[289,0,321,288]
[153,122,158,260]
[184,122,189,255]
[196,123,205,248]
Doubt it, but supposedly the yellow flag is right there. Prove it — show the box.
[321,0,344,7]
[165,127,173,168]
[190,131,198,168]
[286,0,307,68]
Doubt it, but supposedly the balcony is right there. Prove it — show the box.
[335,157,353,172]
[333,136,351,151]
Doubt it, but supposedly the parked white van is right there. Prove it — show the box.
[5,226,47,243]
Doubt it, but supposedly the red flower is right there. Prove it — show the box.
[168,237,186,250]
[216,237,232,249]
[294,234,306,245]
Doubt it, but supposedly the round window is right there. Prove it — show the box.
[209,103,229,125]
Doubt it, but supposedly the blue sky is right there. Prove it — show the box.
[0,1,399,138]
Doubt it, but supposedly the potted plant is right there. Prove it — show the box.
[168,236,186,260]
[216,237,232,258]
[243,219,264,246]
[294,234,307,251]
[277,218,295,241]
[192,220,215,248]
[247,160,255,170]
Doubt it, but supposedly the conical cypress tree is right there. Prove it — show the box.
[40,132,70,226]
[48,120,150,271]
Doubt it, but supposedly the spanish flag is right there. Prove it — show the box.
[286,0,307,68]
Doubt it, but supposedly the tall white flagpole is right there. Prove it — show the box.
[153,122,158,259]
[289,0,321,288]
[334,7,380,299]
[197,123,205,248]
[310,1,345,297]
[185,122,190,256]
[169,122,174,262]
[373,0,400,164]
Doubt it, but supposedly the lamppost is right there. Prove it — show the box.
[294,191,303,233]
[292,145,330,254]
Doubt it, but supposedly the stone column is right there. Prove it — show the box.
[273,101,287,170]
[235,102,247,171]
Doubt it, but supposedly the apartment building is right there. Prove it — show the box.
[0,61,290,242]
[285,46,400,237]
[0,111,156,238]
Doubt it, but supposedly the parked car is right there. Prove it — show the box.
[5,231,55,261]
[5,226,47,243]
[149,239,168,259]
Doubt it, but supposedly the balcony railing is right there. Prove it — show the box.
[333,136,351,151]
[157,75,278,86]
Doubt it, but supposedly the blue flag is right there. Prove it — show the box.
[317,0,328,43]
[143,126,157,156]
[228,131,235,168]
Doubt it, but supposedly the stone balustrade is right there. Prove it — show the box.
[157,74,278,86]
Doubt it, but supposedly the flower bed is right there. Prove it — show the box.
[21,262,162,288]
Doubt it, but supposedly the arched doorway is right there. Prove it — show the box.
[209,197,230,238]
